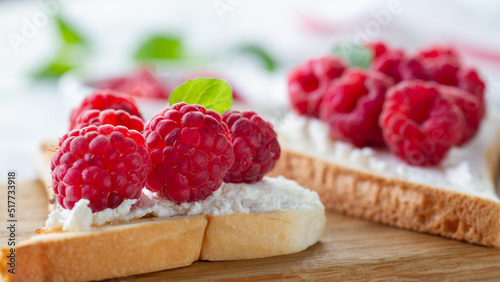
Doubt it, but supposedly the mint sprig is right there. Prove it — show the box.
[332,43,373,69]
[169,78,232,114]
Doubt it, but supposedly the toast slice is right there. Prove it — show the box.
[0,216,207,282]
[2,144,326,281]
[269,111,500,247]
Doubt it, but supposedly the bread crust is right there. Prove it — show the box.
[201,208,325,261]
[269,149,500,247]
[0,216,207,282]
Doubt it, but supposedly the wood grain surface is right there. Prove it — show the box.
[1,181,500,281]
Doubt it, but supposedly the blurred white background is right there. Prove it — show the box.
[1,0,500,180]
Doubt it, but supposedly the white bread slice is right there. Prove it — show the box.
[269,111,500,247]
[1,145,326,282]
[0,216,207,282]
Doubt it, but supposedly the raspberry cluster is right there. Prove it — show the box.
[289,42,486,166]
[53,77,282,212]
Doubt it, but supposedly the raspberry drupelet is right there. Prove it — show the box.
[143,102,234,203]
[222,111,281,183]
[50,125,152,212]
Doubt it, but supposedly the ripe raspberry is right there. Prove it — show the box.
[73,109,145,132]
[222,111,281,183]
[422,55,461,86]
[288,56,347,118]
[95,68,170,100]
[417,47,485,101]
[50,125,152,212]
[70,90,142,130]
[380,81,466,166]
[320,68,393,147]
[439,85,485,145]
[416,46,460,62]
[371,50,430,83]
[143,102,234,203]
[458,67,486,100]
[365,41,390,59]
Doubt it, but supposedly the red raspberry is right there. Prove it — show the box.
[371,50,430,83]
[73,109,145,132]
[95,68,170,100]
[50,125,152,212]
[458,67,486,100]
[365,41,390,59]
[417,47,485,100]
[439,85,485,145]
[423,55,461,86]
[288,56,347,118]
[320,68,394,147]
[222,111,281,183]
[143,102,234,203]
[416,46,460,61]
[380,81,466,166]
[70,90,142,130]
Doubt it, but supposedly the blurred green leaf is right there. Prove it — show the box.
[332,44,373,69]
[135,35,183,61]
[33,61,74,79]
[33,15,87,80]
[238,44,277,71]
[56,15,86,46]
[33,44,86,79]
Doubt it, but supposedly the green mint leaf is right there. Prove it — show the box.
[135,35,183,61]
[56,15,86,46]
[238,44,277,71]
[33,60,74,79]
[34,15,87,79]
[332,43,373,69]
[33,45,85,79]
[169,78,232,114]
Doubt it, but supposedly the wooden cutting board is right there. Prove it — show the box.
[2,181,500,281]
